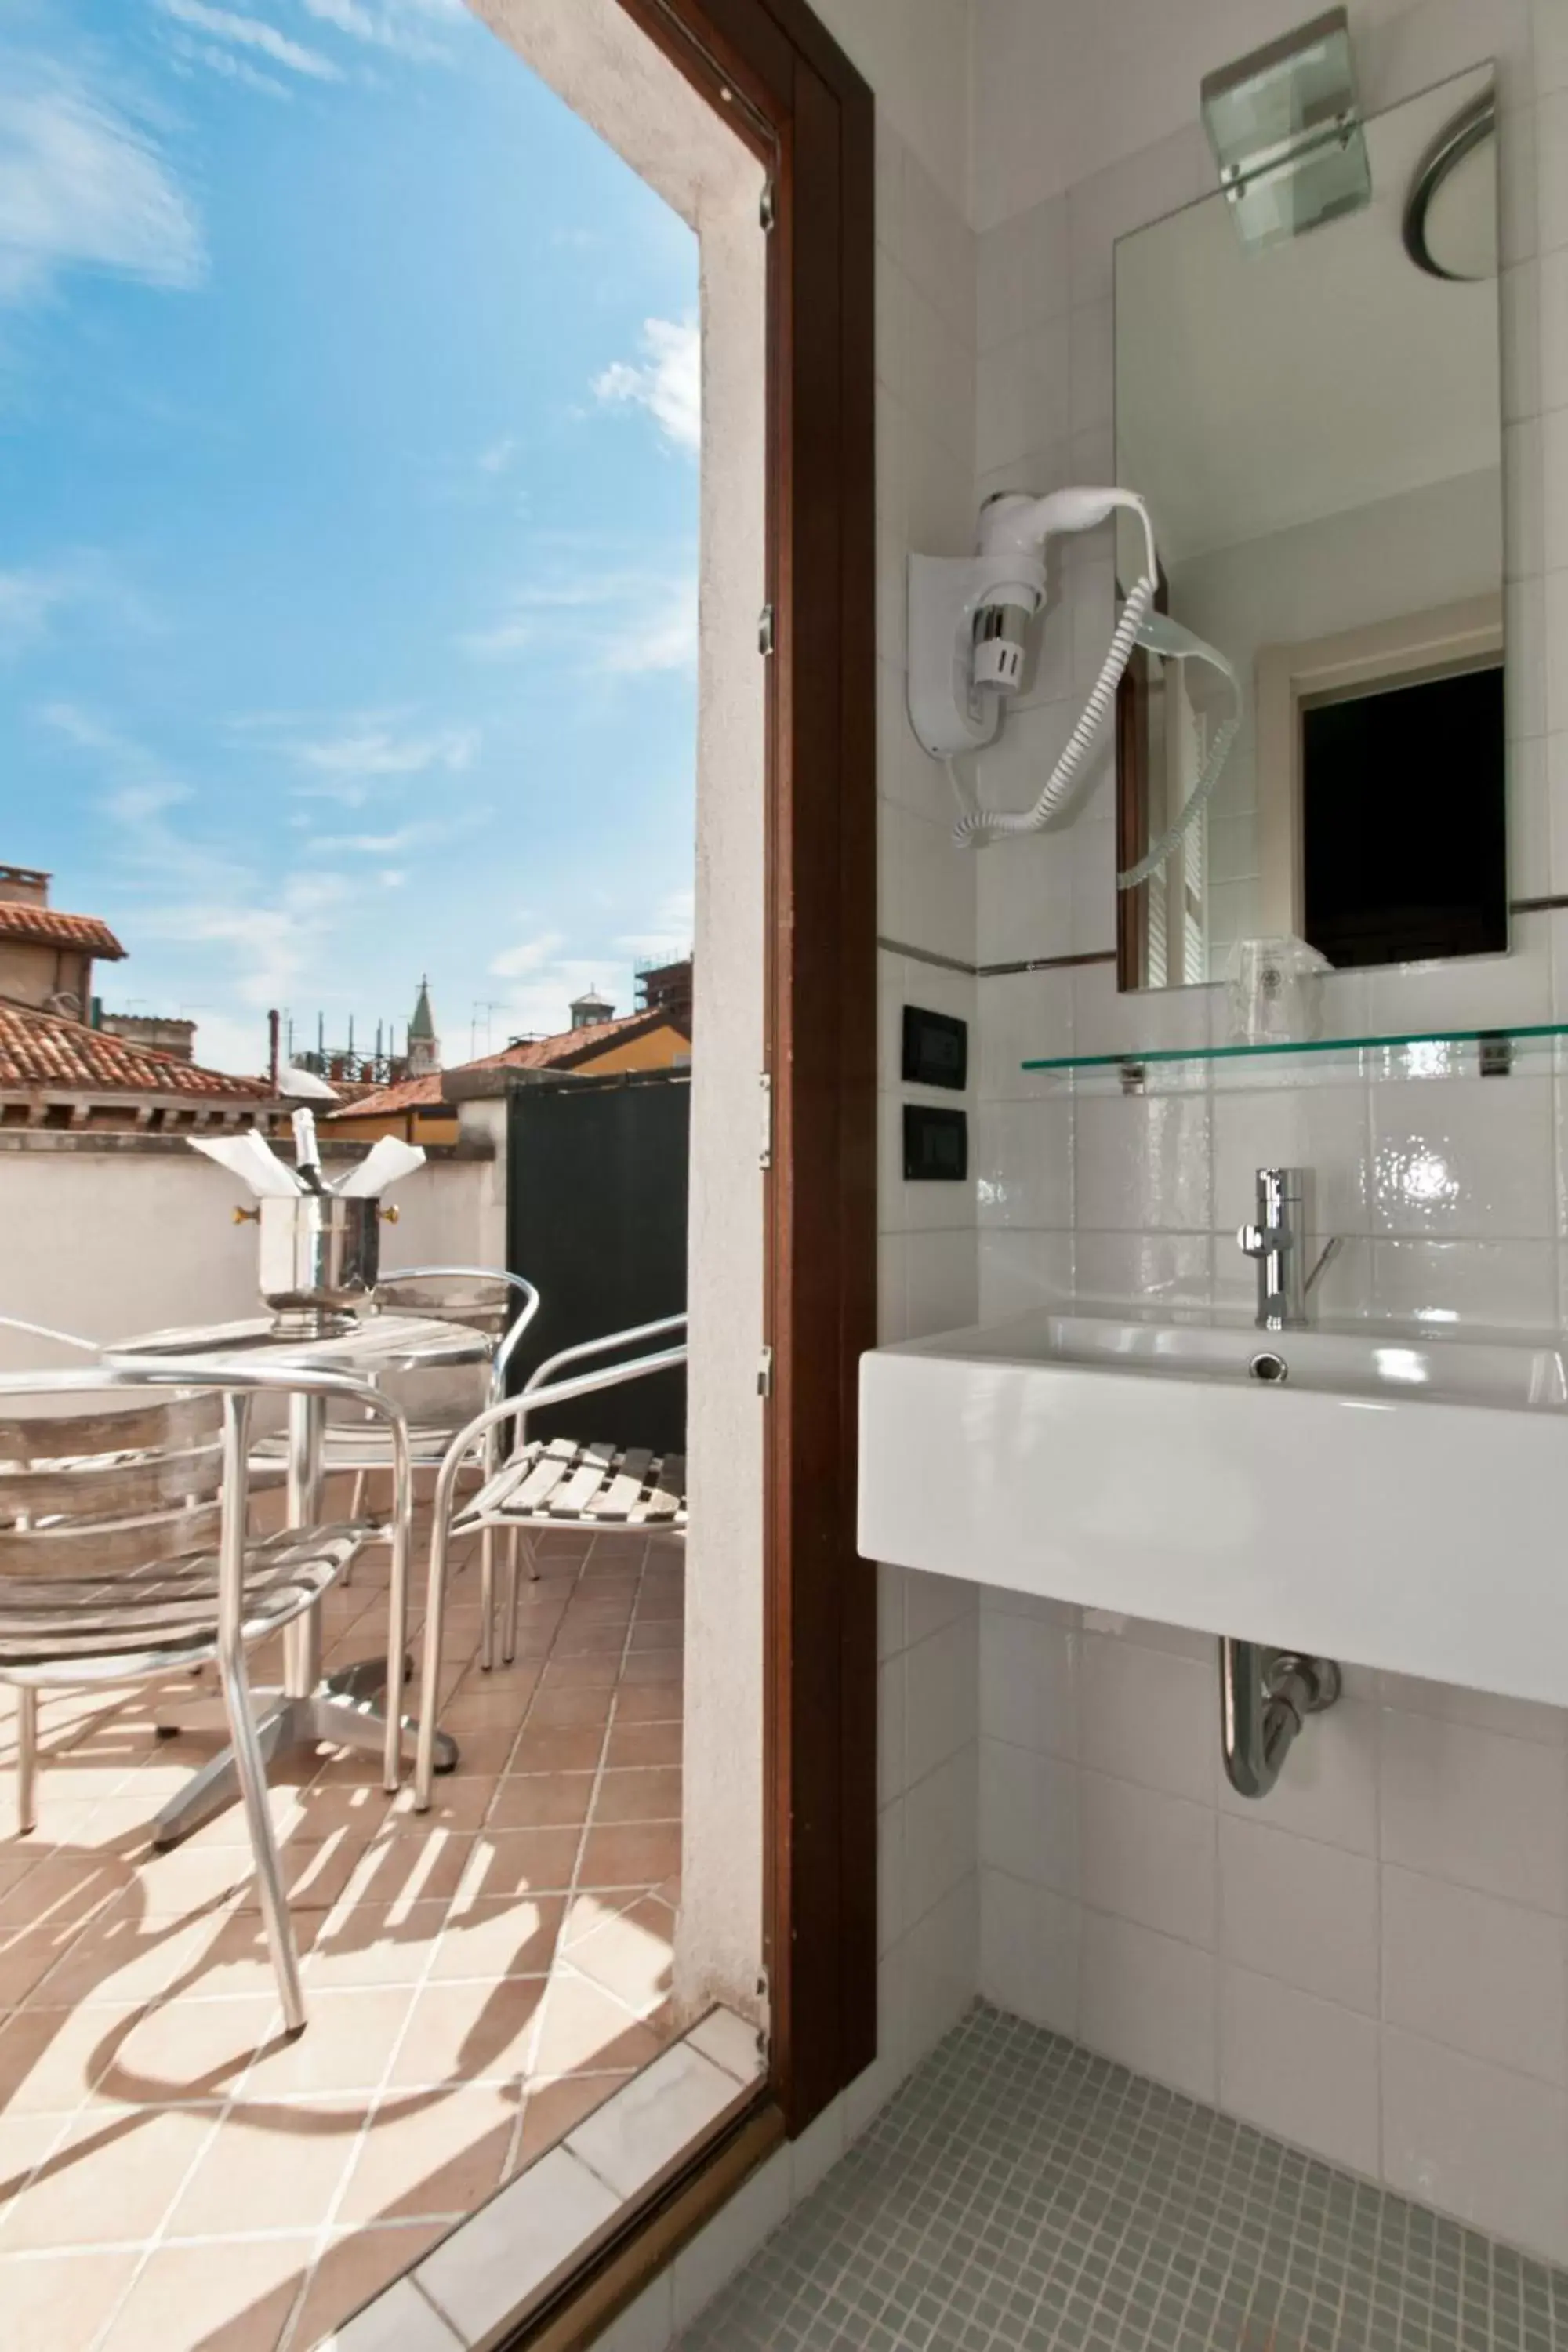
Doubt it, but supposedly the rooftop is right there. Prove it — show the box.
[0,1000,270,1102]
[0,904,126,960]
[332,1004,690,1121]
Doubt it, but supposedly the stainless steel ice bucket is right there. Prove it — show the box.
[248,1194,394,1316]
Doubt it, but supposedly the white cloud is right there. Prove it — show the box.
[0,69,205,307]
[1,557,157,659]
[463,571,697,677]
[154,1,341,81]
[489,932,563,982]
[293,0,457,60]
[602,585,697,676]
[615,888,693,963]
[592,317,700,456]
[172,43,292,100]
[0,568,70,655]
[292,722,480,798]
[477,435,517,475]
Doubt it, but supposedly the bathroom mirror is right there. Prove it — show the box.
[1114,64,1504,994]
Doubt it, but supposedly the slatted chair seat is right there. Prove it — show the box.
[0,1523,359,1678]
[411,1312,688,1808]
[454,1437,688,1535]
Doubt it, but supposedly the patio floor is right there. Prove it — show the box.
[0,1515,684,2351]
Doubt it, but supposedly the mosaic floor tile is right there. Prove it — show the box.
[677,2005,1568,2352]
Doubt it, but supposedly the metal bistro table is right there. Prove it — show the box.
[105,1311,492,1849]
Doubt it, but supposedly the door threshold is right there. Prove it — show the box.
[321,2007,768,2352]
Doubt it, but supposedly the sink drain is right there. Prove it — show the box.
[1249,1349,1289,1384]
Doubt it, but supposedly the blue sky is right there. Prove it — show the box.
[0,0,698,1073]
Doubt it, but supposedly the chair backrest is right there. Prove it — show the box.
[0,1386,223,1580]
[374,1272,518,1341]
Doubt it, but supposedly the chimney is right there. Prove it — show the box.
[0,866,51,908]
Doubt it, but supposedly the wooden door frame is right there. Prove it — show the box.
[612,0,878,2132]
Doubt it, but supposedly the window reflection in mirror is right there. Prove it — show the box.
[1113,64,1504,995]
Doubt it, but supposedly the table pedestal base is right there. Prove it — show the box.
[150,1660,458,1851]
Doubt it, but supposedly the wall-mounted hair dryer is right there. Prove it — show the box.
[907,487,1160,851]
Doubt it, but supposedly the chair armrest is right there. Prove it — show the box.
[522,1312,687,1398]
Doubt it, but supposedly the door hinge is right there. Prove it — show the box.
[757,604,775,657]
[760,180,776,233]
[757,1345,774,1399]
[758,1069,773,1167]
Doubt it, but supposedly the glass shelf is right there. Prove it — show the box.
[1022,1022,1568,1091]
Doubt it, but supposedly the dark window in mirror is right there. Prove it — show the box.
[1301,666,1507,970]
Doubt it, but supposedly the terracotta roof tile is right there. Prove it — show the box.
[331,1005,689,1122]
[0,904,125,959]
[0,1000,271,1100]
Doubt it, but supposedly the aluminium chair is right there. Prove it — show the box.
[410,1312,688,1809]
[0,1361,410,2033]
[250,1269,538,1666]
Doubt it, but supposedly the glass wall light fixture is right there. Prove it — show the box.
[1200,7,1371,251]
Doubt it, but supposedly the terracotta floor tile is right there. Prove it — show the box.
[626,1619,684,1652]
[103,1994,279,2106]
[0,2110,69,2213]
[302,1901,450,1990]
[0,1853,126,1931]
[610,1685,683,1724]
[291,2220,448,2349]
[551,1622,630,1657]
[617,1653,688,1688]
[238,1987,415,2100]
[0,1924,80,2007]
[336,1827,475,1911]
[603,1720,682,1770]
[28,1911,213,2011]
[506,1726,604,1777]
[384,1975,546,2089]
[174,1910,321,2004]
[0,2103,219,2249]
[577,1822,681,1891]
[434,1727,515,1778]
[525,1686,614,1730]
[164,2099,361,2239]
[97,2230,315,2352]
[527,1971,663,2078]
[336,2080,518,2223]
[539,1654,622,1691]
[442,1687,536,1731]
[0,1530,688,2343]
[592,1768,681,1825]
[458,1828,583,1903]
[430,1894,564,1983]
[514,2068,632,2165]
[0,2000,140,2113]
[559,1897,675,2021]
[485,1773,594,1832]
[0,2249,141,2347]
[384,1773,496,1834]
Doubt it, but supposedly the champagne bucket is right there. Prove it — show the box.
[251,1194,390,1316]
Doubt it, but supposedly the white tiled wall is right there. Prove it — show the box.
[971,0,1568,2268]
[871,104,983,2118]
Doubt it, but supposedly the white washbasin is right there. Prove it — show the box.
[858,1308,1568,1705]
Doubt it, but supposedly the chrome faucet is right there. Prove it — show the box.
[1237,1167,1340,1330]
